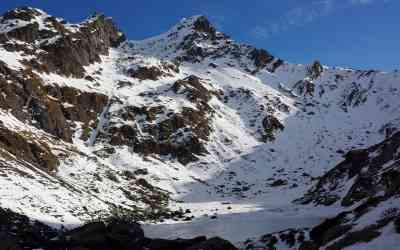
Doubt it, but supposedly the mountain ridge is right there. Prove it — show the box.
[0,6,399,250]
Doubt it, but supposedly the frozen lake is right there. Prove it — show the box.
[143,200,338,245]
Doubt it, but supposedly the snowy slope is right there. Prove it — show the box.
[0,7,399,249]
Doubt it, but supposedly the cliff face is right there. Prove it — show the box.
[1,7,125,77]
[0,7,399,250]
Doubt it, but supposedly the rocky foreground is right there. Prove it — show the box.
[0,208,237,250]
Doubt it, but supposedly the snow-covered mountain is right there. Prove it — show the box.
[0,6,399,249]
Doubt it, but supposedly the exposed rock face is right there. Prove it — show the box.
[250,48,275,68]
[97,75,215,165]
[127,61,179,81]
[291,61,324,97]
[1,7,125,77]
[147,15,284,71]
[341,82,368,111]
[0,62,108,142]
[128,66,164,81]
[173,16,218,61]
[0,125,58,172]
[245,205,395,250]
[270,58,284,72]
[0,8,117,142]
[193,16,217,39]
[0,63,72,141]
[299,132,400,207]
[53,86,109,126]
[177,34,207,62]
[1,7,47,43]
[6,22,41,43]
[243,228,309,250]
[307,60,323,80]
[3,6,43,21]
[262,115,285,141]
[241,132,400,249]
[39,14,125,77]
[296,202,397,250]
[274,132,400,248]
[171,75,214,103]
[293,79,315,97]
[106,104,212,165]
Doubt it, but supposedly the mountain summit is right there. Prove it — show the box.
[0,7,399,250]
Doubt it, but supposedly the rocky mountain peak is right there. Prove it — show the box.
[121,14,280,74]
[78,11,126,48]
[0,6,52,37]
[0,6,125,45]
[192,15,216,36]
[0,6,125,77]
[172,15,215,34]
[174,15,218,40]
[1,6,47,22]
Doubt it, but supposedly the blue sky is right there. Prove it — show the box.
[0,0,399,70]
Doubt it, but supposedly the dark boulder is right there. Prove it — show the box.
[0,208,57,249]
[145,236,206,250]
[299,241,319,250]
[108,220,144,238]
[186,237,238,250]
[107,221,145,250]
[67,222,109,249]
[0,232,22,250]
[395,217,400,233]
